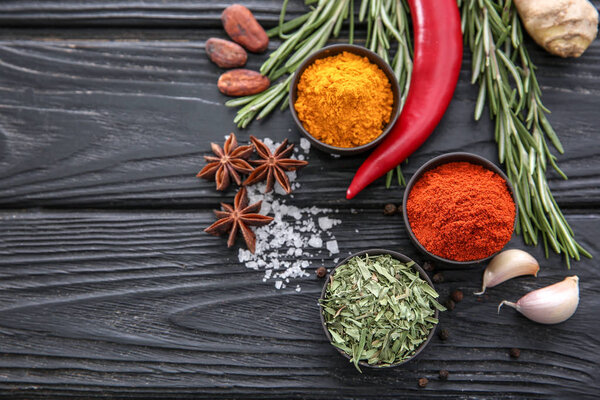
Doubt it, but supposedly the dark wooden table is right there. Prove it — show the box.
[0,1,599,398]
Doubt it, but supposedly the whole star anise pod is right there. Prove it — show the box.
[197,133,254,191]
[204,186,273,253]
[243,136,308,193]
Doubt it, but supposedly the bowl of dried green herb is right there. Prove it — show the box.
[319,249,445,371]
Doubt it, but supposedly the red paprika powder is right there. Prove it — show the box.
[406,162,515,261]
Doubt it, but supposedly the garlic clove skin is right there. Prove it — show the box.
[498,276,579,325]
[474,249,539,295]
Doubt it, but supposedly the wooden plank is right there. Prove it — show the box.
[1,0,598,30]
[0,34,599,209]
[0,1,306,28]
[0,210,598,398]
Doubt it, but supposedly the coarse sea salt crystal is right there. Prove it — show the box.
[246,261,259,270]
[326,240,339,254]
[275,280,283,289]
[318,216,341,231]
[300,138,311,153]
[308,236,322,248]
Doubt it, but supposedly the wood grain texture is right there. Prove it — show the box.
[0,0,599,398]
[0,33,598,209]
[0,210,598,399]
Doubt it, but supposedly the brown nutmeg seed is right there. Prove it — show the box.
[205,38,247,68]
[221,4,269,53]
[217,69,270,97]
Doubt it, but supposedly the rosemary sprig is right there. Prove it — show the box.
[362,0,412,110]
[359,0,413,187]
[460,0,591,266]
[227,0,412,186]
[226,0,352,128]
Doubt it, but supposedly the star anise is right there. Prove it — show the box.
[204,186,273,253]
[243,136,308,193]
[197,133,254,191]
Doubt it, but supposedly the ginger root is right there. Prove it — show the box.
[514,0,598,57]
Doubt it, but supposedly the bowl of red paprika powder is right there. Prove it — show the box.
[289,44,401,155]
[402,152,518,265]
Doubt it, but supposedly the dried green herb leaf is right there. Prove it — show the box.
[320,254,442,372]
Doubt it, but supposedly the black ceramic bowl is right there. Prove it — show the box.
[318,248,439,369]
[402,152,519,265]
[289,44,401,156]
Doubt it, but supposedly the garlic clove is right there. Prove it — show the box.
[474,249,539,295]
[498,276,579,325]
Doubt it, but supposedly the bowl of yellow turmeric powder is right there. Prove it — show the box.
[289,44,401,155]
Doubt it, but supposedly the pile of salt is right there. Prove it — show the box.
[237,138,342,290]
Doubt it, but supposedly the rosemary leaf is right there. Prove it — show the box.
[461,0,590,266]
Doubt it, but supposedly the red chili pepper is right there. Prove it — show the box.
[346,0,463,199]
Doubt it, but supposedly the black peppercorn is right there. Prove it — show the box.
[509,348,521,358]
[418,377,428,388]
[438,328,449,341]
[316,267,327,278]
[451,289,463,303]
[444,299,455,311]
[439,370,449,380]
[422,261,435,272]
[432,272,445,283]
[383,203,397,215]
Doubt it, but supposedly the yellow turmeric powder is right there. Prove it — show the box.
[294,51,394,148]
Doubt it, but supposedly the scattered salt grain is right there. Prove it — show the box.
[295,285,301,292]
[300,138,311,153]
[275,280,283,289]
[308,236,323,248]
[318,216,341,231]
[326,240,339,254]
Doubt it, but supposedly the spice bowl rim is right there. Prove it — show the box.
[402,152,519,266]
[318,248,439,369]
[288,44,401,156]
